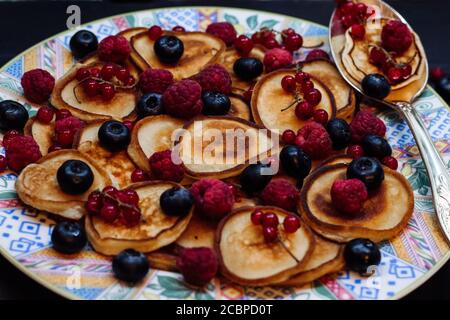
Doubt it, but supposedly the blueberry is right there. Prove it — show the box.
[202,92,231,116]
[136,93,163,118]
[160,187,194,216]
[347,156,384,190]
[0,100,29,131]
[435,75,450,102]
[362,134,392,159]
[326,118,351,150]
[98,120,130,152]
[57,160,94,195]
[154,35,184,64]
[361,74,391,100]
[280,145,311,180]
[113,249,149,282]
[69,30,98,60]
[240,163,273,194]
[344,238,381,276]
[51,221,87,254]
[233,57,264,81]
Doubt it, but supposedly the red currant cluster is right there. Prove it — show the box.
[369,47,412,84]
[75,64,135,102]
[280,70,323,121]
[250,209,301,243]
[336,0,374,39]
[86,186,142,227]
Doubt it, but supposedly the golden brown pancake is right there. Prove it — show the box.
[228,95,251,121]
[24,118,54,156]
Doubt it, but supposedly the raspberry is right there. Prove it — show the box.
[177,247,218,287]
[148,149,184,182]
[21,69,55,103]
[206,22,237,46]
[305,49,330,61]
[192,64,232,94]
[189,179,235,220]
[54,116,85,147]
[98,35,131,64]
[162,79,203,119]
[139,68,174,94]
[263,48,293,72]
[295,122,332,159]
[349,110,386,143]
[36,107,54,124]
[260,179,298,212]
[381,20,413,54]
[5,135,42,172]
[330,179,368,215]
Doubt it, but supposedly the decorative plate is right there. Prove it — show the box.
[0,6,449,300]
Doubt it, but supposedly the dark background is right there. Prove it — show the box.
[0,0,448,300]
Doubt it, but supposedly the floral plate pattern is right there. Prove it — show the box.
[0,6,449,300]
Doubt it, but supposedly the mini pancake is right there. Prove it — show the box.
[85,181,193,255]
[281,234,344,286]
[130,31,225,80]
[299,164,414,243]
[216,206,315,286]
[73,120,136,189]
[127,115,185,172]
[251,69,336,134]
[24,118,54,156]
[315,153,354,169]
[176,116,277,179]
[50,62,138,122]
[228,95,251,121]
[16,149,112,220]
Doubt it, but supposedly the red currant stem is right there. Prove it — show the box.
[302,41,324,49]
[277,235,300,263]
[280,92,301,112]
[368,44,416,69]
[73,76,136,103]
[98,190,140,212]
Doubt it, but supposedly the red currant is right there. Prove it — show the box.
[281,75,296,92]
[251,32,262,44]
[263,226,278,243]
[387,67,403,84]
[262,212,279,228]
[116,67,130,83]
[305,49,330,61]
[264,37,279,49]
[400,64,412,79]
[350,24,365,40]
[295,101,314,120]
[103,186,118,198]
[100,203,120,222]
[294,71,310,84]
[282,129,296,144]
[283,215,300,233]
[341,14,356,29]
[251,209,264,225]
[86,191,103,214]
[0,155,7,172]
[75,68,91,82]
[100,83,115,101]
[340,1,356,15]
[100,63,117,81]
[56,130,74,147]
[347,144,364,158]
[122,120,134,131]
[84,79,99,97]
[284,34,303,52]
[313,109,329,125]
[304,88,322,107]
[122,207,141,227]
[301,79,314,93]
[131,169,149,183]
[122,189,140,206]
[172,25,185,32]
[282,28,296,37]
[36,107,54,124]
[89,67,101,78]
[148,25,163,40]
[369,47,388,66]
[125,76,136,86]
[55,109,72,120]
[234,35,254,56]
[355,3,368,16]
[48,144,62,153]
[381,156,398,170]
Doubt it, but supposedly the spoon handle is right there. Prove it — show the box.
[394,101,450,243]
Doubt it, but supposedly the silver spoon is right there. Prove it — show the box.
[329,0,450,242]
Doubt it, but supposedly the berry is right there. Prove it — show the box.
[362,134,392,159]
[89,67,101,78]
[100,83,115,101]
[301,80,314,93]
[295,101,313,120]
[347,156,384,190]
[48,144,62,153]
[115,67,130,83]
[239,163,273,194]
[400,64,412,79]
[233,58,264,81]
[125,76,136,86]
[262,212,279,227]
[190,179,235,220]
[350,24,365,39]
[103,185,118,198]
[76,68,91,82]
[264,38,280,49]
[131,168,149,183]
[201,92,231,116]
[160,187,194,217]
[313,109,329,125]
[251,209,264,225]
[262,226,278,243]
[284,33,303,52]
[369,47,388,66]
[98,35,131,64]
[430,67,445,81]
[280,145,311,180]
[136,93,163,118]
[260,179,298,212]
[51,221,87,254]
[36,106,54,124]
[282,129,296,144]
[86,191,103,214]
[149,149,185,182]
[206,22,237,46]
[381,20,413,54]
[295,122,332,159]
[0,100,29,131]
[113,249,149,282]
[283,215,300,233]
[344,238,381,275]
[69,30,98,60]
[305,49,330,61]
[55,109,73,122]
[121,207,141,227]
[57,160,94,195]
[2,130,20,148]
[118,189,140,207]
[349,110,386,143]
[122,120,134,131]
[326,118,351,150]
[139,68,174,94]
[263,48,293,72]
[193,64,232,94]
[172,25,185,32]
[387,67,403,84]
[304,88,322,107]
[331,178,368,215]
[100,203,120,222]
[98,120,131,152]
[83,79,99,97]
[281,75,296,92]
[21,69,55,103]
[56,130,74,147]
[148,25,163,41]
[381,156,398,170]
[234,35,253,56]
[347,144,365,158]
[361,74,391,100]
[5,135,41,171]
[295,71,310,84]
[177,247,218,287]
[54,115,84,147]
[154,35,184,64]
[100,63,117,81]
[162,79,203,119]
